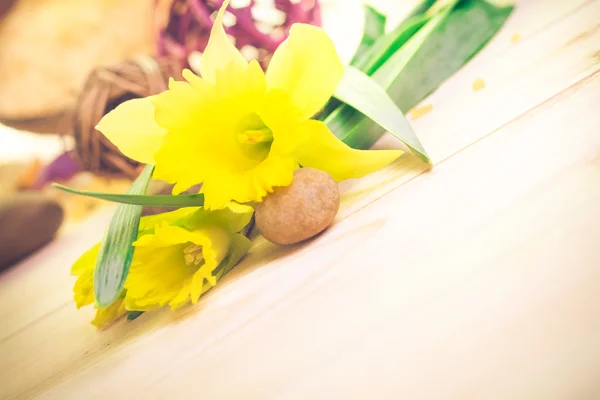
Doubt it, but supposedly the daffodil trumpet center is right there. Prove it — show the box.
[237,127,273,145]
[183,243,204,266]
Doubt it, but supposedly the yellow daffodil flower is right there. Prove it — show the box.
[125,202,253,311]
[96,0,401,210]
[71,243,127,329]
[71,203,253,326]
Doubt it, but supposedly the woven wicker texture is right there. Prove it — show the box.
[73,56,182,178]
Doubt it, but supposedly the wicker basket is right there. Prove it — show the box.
[73,56,182,179]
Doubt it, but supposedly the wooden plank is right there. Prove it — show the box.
[31,62,600,400]
[0,0,599,398]
[2,0,597,344]
[1,0,597,343]
[341,0,600,217]
[0,207,114,341]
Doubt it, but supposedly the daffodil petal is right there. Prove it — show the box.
[71,243,100,308]
[293,120,403,181]
[183,203,254,233]
[199,0,247,85]
[133,223,194,248]
[91,296,127,329]
[214,60,266,108]
[182,68,209,90]
[138,207,199,232]
[125,245,193,310]
[188,278,215,308]
[201,155,297,209]
[126,222,232,310]
[71,243,128,328]
[260,89,302,131]
[189,226,231,270]
[260,89,308,156]
[152,78,215,132]
[169,282,194,310]
[124,207,254,312]
[95,98,167,165]
[189,226,230,299]
[218,203,254,233]
[266,24,344,120]
[152,64,268,196]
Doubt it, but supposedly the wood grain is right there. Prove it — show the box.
[1,0,599,398]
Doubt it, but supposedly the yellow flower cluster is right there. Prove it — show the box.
[73,0,403,328]
[96,0,401,210]
[72,203,253,328]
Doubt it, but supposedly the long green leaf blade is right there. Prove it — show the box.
[127,311,144,321]
[332,66,429,163]
[350,5,386,65]
[323,0,434,118]
[351,11,432,75]
[378,0,513,111]
[94,165,153,307]
[330,0,513,151]
[53,183,205,207]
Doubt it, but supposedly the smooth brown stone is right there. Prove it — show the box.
[0,193,64,269]
[255,168,340,245]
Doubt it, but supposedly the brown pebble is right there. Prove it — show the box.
[255,168,340,245]
[0,193,64,269]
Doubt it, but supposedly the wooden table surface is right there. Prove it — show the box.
[2,0,600,398]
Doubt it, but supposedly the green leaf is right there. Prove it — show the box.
[215,234,252,279]
[378,0,514,111]
[53,183,205,207]
[405,0,440,19]
[351,0,437,75]
[350,5,386,65]
[324,0,433,118]
[127,311,144,321]
[333,66,429,163]
[94,165,153,307]
[352,13,430,75]
[329,0,513,151]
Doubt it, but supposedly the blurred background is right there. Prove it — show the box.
[0,0,378,268]
[0,0,424,269]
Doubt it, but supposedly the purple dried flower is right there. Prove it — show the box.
[156,0,321,68]
[34,151,81,189]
